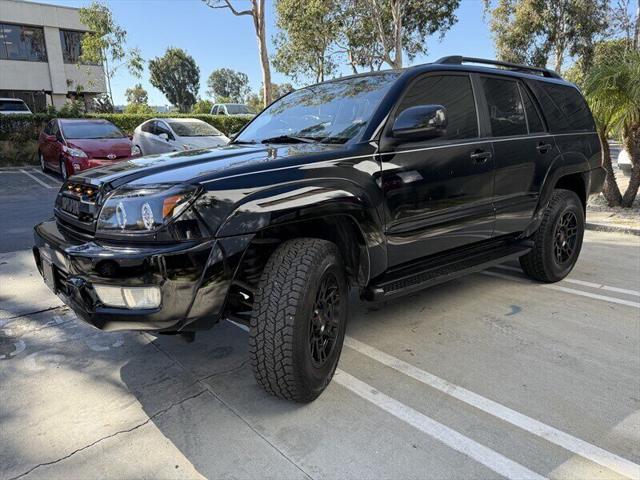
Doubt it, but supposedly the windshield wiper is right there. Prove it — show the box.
[260,135,318,144]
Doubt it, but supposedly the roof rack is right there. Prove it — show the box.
[434,56,562,79]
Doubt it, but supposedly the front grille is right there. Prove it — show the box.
[55,180,103,236]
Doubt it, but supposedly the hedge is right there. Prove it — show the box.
[0,113,253,144]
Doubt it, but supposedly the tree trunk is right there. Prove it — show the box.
[598,130,623,206]
[621,125,640,207]
[253,0,272,107]
[391,0,403,68]
[634,0,639,50]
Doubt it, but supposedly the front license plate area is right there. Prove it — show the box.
[41,254,56,293]
[60,196,80,216]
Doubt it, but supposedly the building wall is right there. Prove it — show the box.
[0,0,106,110]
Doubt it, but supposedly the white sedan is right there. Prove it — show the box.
[132,118,229,155]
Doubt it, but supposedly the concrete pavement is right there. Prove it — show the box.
[1,230,638,479]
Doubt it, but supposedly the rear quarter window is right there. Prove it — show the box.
[528,81,595,133]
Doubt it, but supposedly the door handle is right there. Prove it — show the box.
[470,149,492,163]
[536,142,552,154]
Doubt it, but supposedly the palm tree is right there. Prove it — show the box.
[583,48,640,207]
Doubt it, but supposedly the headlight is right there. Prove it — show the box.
[62,145,87,158]
[131,144,141,156]
[97,184,200,234]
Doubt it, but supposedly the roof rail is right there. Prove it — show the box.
[434,56,562,79]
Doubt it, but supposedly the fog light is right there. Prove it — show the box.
[94,285,161,309]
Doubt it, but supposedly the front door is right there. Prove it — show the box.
[380,73,495,267]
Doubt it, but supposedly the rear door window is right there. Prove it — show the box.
[481,77,527,137]
[396,74,478,141]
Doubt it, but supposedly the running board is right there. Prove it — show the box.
[363,241,531,302]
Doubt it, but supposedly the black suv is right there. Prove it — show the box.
[34,56,605,402]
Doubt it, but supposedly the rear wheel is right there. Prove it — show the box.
[520,189,584,282]
[249,238,348,403]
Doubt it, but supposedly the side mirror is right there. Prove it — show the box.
[158,132,169,141]
[392,105,447,140]
[45,134,57,142]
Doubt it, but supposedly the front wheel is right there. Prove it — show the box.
[520,189,584,282]
[249,238,348,402]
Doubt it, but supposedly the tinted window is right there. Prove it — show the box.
[0,23,47,61]
[0,99,30,112]
[59,30,98,64]
[520,84,545,133]
[226,104,250,114]
[168,120,222,137]
[211,106,218,114]
[156,122,174,139]
[528,81,595,133]
[141,121,154,133]
[481,77,527,137]
[61,121,124,139]
[397,74,478,141]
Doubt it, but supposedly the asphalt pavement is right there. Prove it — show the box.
[0,162,639,479]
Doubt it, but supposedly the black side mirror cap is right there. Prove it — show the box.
[392,104,447,140]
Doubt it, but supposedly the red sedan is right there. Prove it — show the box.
[38,118,141,179]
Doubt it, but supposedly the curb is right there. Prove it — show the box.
[586,222,640,236]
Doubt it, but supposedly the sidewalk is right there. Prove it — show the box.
[587,198,640,236]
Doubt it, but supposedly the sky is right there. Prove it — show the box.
[29,0,499,106]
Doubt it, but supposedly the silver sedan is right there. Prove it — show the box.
[132,118,229,155]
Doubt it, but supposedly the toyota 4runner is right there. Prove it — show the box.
[34,56,605,402]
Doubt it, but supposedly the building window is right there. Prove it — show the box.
[59,29,99,65]
[0,23,47,62]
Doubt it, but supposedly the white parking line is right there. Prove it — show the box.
[344,336,640,479]
[333,370,548,480]
[494,264,640,297]
[19,169,55,189]
[482,271,640,309]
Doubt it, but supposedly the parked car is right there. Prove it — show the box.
[132,118,229,155]
[617,148,632,173]
[210,103,254,116]
[0,97,32,115]
[38,118,141,179]
[34,56,604,402]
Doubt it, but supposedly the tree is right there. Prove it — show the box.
[149,48,200,113]
[207,68,250,102]
[125,83,148,105]
[92,93,114,113]
[203,0,272,107]
[483,0,608,73]
[583,47,640,208]
[124,102,153,114]
[191,98,214,114]
[78,2,143,106]
[365,0,460,69]
[273,0,341,83]
[335,0,386,73]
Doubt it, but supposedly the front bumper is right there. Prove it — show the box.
[33,220,251,332]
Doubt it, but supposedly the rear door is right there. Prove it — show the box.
[478,75,558,235]
[380,72,495,266]
[42,120,63,169]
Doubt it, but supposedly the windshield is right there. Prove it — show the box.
[168,120,223,137]
[226,104,250,114]
[62,121,124,139]
[0,100,30,112]
[234,73,398,144]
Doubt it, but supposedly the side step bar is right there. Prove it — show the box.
[362,242,531,302]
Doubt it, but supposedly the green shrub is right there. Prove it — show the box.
[0,140,38,165]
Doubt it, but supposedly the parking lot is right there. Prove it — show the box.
[0,167,639,480]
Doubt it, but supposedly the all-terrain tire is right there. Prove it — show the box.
[520,189,584,282]
[249,238,348,403]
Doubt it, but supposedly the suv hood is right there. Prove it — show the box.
[71,143,348,189]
